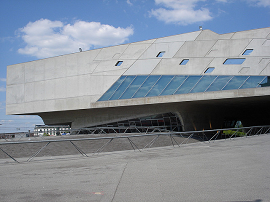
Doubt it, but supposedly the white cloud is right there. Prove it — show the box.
[127,0,133,6]
[0,87,5,92]
[150,0,213,25]
[245,0,270,7]
[18,19,134,59]
[0,78,6,82]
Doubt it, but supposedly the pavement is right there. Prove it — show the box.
[0,134,269,202]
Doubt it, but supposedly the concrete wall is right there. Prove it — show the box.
[6,27,270,130]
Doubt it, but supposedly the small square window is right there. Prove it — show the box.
[156,51,165,57]
[204,67,215,73]
[223,58,245,65]
[115,61,123,66]
[180,59,189,65]
[242,49,253,55]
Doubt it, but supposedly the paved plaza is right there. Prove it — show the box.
[0,134,269,202]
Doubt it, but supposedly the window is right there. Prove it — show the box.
[223,58,246,65]
[242,49,253,55]
[156,51,165,57]
[180,59,189,65]
[115,61,123,66]
[204,67,215,74]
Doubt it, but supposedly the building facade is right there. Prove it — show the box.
[6,28,270,132]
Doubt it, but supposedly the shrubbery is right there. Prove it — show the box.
[223,130,246,137]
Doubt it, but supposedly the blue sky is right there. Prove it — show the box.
[0,0,269,133]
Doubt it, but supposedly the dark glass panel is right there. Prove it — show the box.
[206,76,232,92]
[98,76,126,101]
[174,76,202,94]
[109,76,135,100]
[190,76,217,93]
[146,75,174,97]
[223,76,249,90]
[132,75,161,98]
[119,76,148,99]
[160,76,187,96]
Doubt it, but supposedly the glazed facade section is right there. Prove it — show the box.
[99,75,268,101]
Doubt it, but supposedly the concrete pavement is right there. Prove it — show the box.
[0,134,269,202]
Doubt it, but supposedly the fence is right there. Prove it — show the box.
[0,125,269,163]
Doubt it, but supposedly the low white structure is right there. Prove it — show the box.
[6,28,270,131]
[34,125,71,136]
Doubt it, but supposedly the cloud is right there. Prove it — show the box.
[245,0,270,7]
[150,0,213,25]
[18,19,134,59]
[0,87,6,92]
[127,0,133,6]
[0,78,6,82]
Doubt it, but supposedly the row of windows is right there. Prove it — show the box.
[98,75,268,101]
[115,49,254,67]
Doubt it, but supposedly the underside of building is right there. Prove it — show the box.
[6,27,270,132]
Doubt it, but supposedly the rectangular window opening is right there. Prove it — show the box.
[242,49,253,55]
[156,51,165,57]
[204,67,215,74]
[115,61,123,66]
[180,59,189,65]
[223,58,246,65]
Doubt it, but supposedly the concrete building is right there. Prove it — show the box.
[6,28,270,132]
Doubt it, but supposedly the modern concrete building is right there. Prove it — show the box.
[6,28,270,132]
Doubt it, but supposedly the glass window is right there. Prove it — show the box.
[180,59,189,65]
[115,61,123,66]
[109,76,135,100]
[132,75,161,98]
[119,76,148,99]
[174,76,202,94]
[190,76,217,93]
[206,76,232,92]
[258,76,270,87]
[242,49,253,55]
[240,76,266,89]
[160,76,188,96]
[223,58,246,65]
[146,76,174,97]
[98,76,126,101]
[156,51,165,57]
[222,76,249,90]
[204,67,215,74]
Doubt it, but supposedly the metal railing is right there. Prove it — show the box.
[0,125,269,163]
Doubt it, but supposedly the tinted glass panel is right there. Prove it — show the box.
[119,76,148,99]
[204,67,215,73]
[190,76,217,93]
[206,76,232,92]
[109,76,135,100]
[180,59,189,65]
[175,76,202,94]
[132,75,161,98]
[98,76,126,101]
[240,76,266,89]
[115,61,123,66]
[160,76,187,96]
[223,76,249,90]
[258,76,270,87]
[223,58,246,65]
[146,76,174,97]
[156,51,165,57]
[242,49,253,55]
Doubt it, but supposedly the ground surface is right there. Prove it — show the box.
[0,134,269,202]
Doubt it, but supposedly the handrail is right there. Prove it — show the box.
[0,125,269,163]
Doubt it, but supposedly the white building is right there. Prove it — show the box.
[6,28,270,132]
